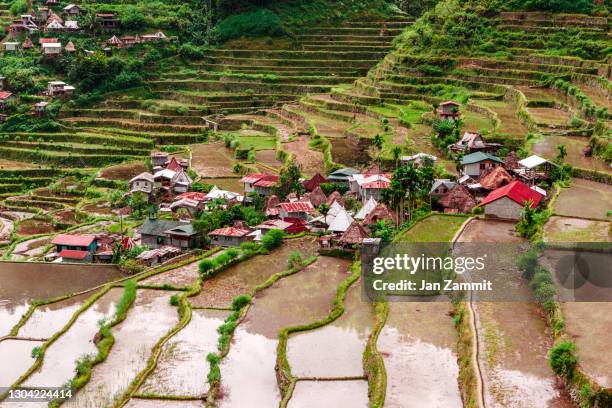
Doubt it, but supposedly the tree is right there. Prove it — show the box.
[516,201,537,238]
[318,203,330,217]
[372,134,383,150]
[382,161,433,224]
[261,229,284,250]
[275,163,303,199]
[391,145,402,166]
[549,340,577,378]
[556,144,567,161]
[128,193,148,218]
[370,220,392,242]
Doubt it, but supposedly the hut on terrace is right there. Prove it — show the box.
[265,195,280,218]
[22,37,33,49]
[303,173,327,191]
[308,186,326,208]
[503,151,521,172]
[439,185,476,214]
[326,191,344,207]
[363,203,397,225]
[338,221,370,247]
[479,166,513,191]
[64,40,75,52]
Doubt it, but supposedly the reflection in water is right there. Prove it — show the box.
[288,380,369,408]
[378,302,461,408]
[0,339,44,387]
[24,288,123,388]
[287,283,373,378]
[139,309,228,396]
[64,290,179,408]
[218,257,349,408]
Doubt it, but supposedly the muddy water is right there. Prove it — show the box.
[64,290,179,408]
[139,308,229,396]
[218,256,350,408]
[23,289,123,388]
[287,282,373,378]
[0,339,44,387]
[203,177,243,193]
[378,302,462,408]
[0,262,121,337]
[457,219,573,408]
[124,399,204,408]
[190,237,318,308]
[17,294,89,339]
[561,302,612,388]
[329,139,370,168]
[553,179,612,220]
[533,135,611,173]
[288,380,369,408]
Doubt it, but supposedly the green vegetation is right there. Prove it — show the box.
[261,229,285,251]
[549,340,578,378]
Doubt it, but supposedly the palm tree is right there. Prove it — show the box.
[391,146,402,166]
[556,144,567,161]
[373,134,383,150]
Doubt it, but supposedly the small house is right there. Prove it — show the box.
[33,101,49,116]
[151,151,169,168]
[460,151,502,179]
[45,20,64,31]
[303,173,327,191]
[140,219,181,248]
[120,36,138,48]
[141,31,167,42]
[38,7,50,21]
[65,40,76,53]
[63,4,81,15]
[337,221,370,248]
[42,42,62,55]
[327,167,359,185]
[480,180,543,220]
[515,155,555,184]
[107,35,123,47]
[22,37,33,49]
[327,208,354,234]
[449,132,500,154]
[355,197,377,220]
[0,92,14,109]
[129,172,155,195]
[48,81,75,97]
[208,226,252,247]
[362,203,397,226]
[429,179,456,199]
[164,224,202,249]
[439,101,460,120]
[439,185,476,214]
[253,175,279,196]
[171,169,192,193]
[401,153,437,168]
[95,13,120,29]
[279,201,314,221]
[308,186,326,208]
[360,177,390,203]
[39,37,58,45]
[3,42,20,52]
[65,20,79,30]
[52,233,97,262]
[479,166,513,191]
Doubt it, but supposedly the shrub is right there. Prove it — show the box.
[231,294,251,310]
[261,229,284,251]
[31,346,42,358]
[169,294,179,306]
[287,251,304,269]
[214,9,285,43]
[517,249,539,279]
[199,258,216,274]
[534,282,556,303]
[549,340,578,378]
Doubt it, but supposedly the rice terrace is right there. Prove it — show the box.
[0,0,610,406]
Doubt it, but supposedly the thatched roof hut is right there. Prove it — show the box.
[338,221,370,245]
[503,151,521,171]
[479,166,513,190]
[363,203,397,225]
[303,173,327,191]
[326,191,344,207]
[309,186,326,208]
[439,185,476,213]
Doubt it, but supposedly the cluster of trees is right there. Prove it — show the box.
[382,161,435,224]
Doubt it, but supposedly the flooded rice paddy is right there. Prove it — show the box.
[553,179,612,220]
[139,308,229,396]
[17,294,88,339]
[190,237,318,308]
[23,289,124,388]
[218,256,350,407]
[287,282,373,378]
[0,339,44,387]
[457,219,572,407]
[543,216,610,242]
[124,399,204,408]
[0,262,122,337]
[378,302,462,408]
[532,135,611,173]
[64,289,179,408]
[288,380,369,407]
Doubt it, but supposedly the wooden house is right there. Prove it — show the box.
[439,184,476,214]
[439,101,461,120]
[460,152,502,179]
[95,13,120,29]
[279,201,314,221]
[0,91,14,109]
[208,226,252,247]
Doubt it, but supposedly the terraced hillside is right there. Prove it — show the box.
[0,3,11,29]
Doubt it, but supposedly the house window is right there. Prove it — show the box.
[480,163,485,170]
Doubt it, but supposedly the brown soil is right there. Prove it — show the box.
[99,162,148,181]
[190,143,236,178]
[283,137,325,176]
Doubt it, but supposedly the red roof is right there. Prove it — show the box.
[441,101,460,106]
[166,157,182,171]
[0,91,13,100]
[241,173,267,184]
[39,38,58,44]
[176,192,207,201]
[303,173,327,191]
[362,180,390,189]
[52,234,96,247]
[254,174,279,187]
[208,227,250,237]
[480,180,542,208]
[279,201,314,214]
[59,249,89,260]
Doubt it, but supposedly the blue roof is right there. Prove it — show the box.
[460,151,502,165]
